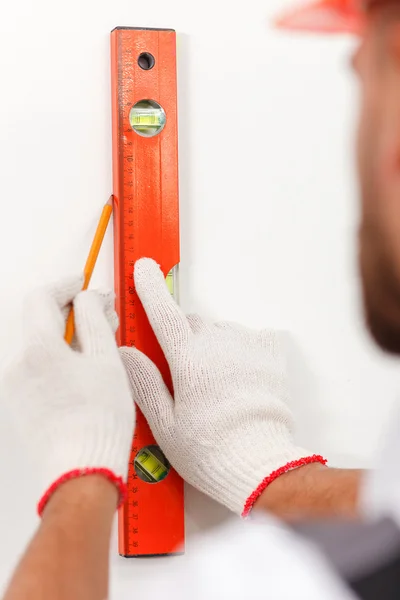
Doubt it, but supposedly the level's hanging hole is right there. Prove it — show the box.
[138,52,155,70]
[134,445,170,484]
[129,99,166,138]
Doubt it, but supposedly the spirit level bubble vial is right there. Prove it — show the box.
[110,26,184,557]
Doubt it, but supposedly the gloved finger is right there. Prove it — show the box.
[120,347,174,431]
[73,290,119,357]
[106,309,119,335]
[134,258,190,356]
[24,275,84,343]
[67,290,119,351]
[214,321,276,346]
[258,329,281,354]
[186,314,210,334]
[92,289,119,335]
[214,321,252,334]
[49,275,84,309]
[61,289,119,335]
[213,321,259,345]
[214,322,283,358]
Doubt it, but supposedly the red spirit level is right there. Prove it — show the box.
[111,26,184,557]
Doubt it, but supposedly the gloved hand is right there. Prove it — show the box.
[120,259,326,517]
[1,277,134,515]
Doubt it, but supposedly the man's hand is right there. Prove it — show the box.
[254,463,362,520]
[1,277,134,514]
[3,475,118,600]
[120,258,326,516]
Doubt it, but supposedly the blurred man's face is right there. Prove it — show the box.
[354,8,400,352]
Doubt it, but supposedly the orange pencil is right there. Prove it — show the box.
[64,195,113,344]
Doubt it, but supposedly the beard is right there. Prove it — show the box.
[359,215,400,354]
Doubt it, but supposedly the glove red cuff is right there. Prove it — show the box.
[242,454,327,518]
[37,468,128,516]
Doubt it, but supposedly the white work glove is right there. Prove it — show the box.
[120,259,325,516]
[1,277,134,515]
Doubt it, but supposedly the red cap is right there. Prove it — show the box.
[275,0,366,34]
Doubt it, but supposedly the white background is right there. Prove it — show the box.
[0,0,399,597]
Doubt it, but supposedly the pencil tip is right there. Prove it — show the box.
[107,195,113,206]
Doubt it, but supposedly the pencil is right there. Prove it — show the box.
[64,195,114,344]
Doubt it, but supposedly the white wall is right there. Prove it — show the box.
[0,0,399,596]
